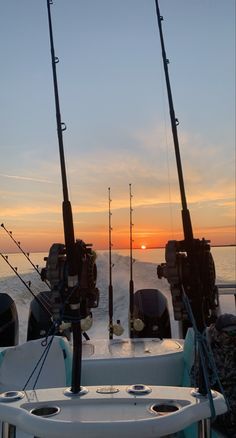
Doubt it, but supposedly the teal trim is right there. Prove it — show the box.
[0,349,7,368]
[184,423,220,437]
[183,424,197,438]
[182,330,221,438]
[182,328,195,386]
[59,338,72,386]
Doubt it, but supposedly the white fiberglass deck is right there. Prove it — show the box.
[81,338,184,386]
[0,385,227,438]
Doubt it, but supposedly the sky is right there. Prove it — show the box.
[0,0,235,253]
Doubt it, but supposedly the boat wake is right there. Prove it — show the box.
[0,252,174,343]
[0,251,233,344]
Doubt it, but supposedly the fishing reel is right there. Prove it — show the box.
[41,240,99,328]
[157,238,219,325]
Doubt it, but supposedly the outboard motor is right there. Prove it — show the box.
[27,290,68,341]
[133,289,171,338]
[0,293,19,346]
[27,241,99,342]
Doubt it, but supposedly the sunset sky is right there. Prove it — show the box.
[0,0,235,253]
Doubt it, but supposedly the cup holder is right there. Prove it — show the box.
[150,403,179,416]
[127,384,152,395]
[30,406,60,417]
[0,391,25,402]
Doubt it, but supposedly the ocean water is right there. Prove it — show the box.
[0,247,235,343]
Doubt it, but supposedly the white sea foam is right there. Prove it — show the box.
[0,252,234,344]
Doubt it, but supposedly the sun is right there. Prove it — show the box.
[141,244,146,250]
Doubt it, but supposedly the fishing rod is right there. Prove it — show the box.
[46,0,81,394]
[129,184,134,338]
[1,223,51,289]
[107,188,124,339]
[154,1,193,243]
[155,0,218,395]
[0,252,52,318]
[46,0,99,394]
[108,187,113,340]
[46,0,76,272]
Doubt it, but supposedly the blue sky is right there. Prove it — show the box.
[0,0,235,251]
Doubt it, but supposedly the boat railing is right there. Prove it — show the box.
[217,283,236,309]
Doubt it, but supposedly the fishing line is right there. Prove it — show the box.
[182,289,230,417]
[153,8,175,241]
[1,223,51,289]
[22,334,55,391]
[46,0,83,394]
[0,252,52,318]
[129,183,134,338]
[159,60,175,241]
[154,0,193,241]
[108,187,114,340]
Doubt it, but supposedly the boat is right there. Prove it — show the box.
[0,1,235,437]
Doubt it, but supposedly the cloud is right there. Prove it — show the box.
[0,205,61,218]
[0,173,55,184]
[1,121,234,249]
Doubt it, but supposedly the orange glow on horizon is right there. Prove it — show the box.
[0,221,235,254]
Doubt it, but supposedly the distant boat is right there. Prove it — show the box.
[0,1,235,437]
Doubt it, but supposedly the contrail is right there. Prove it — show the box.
[0,173,55,184]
